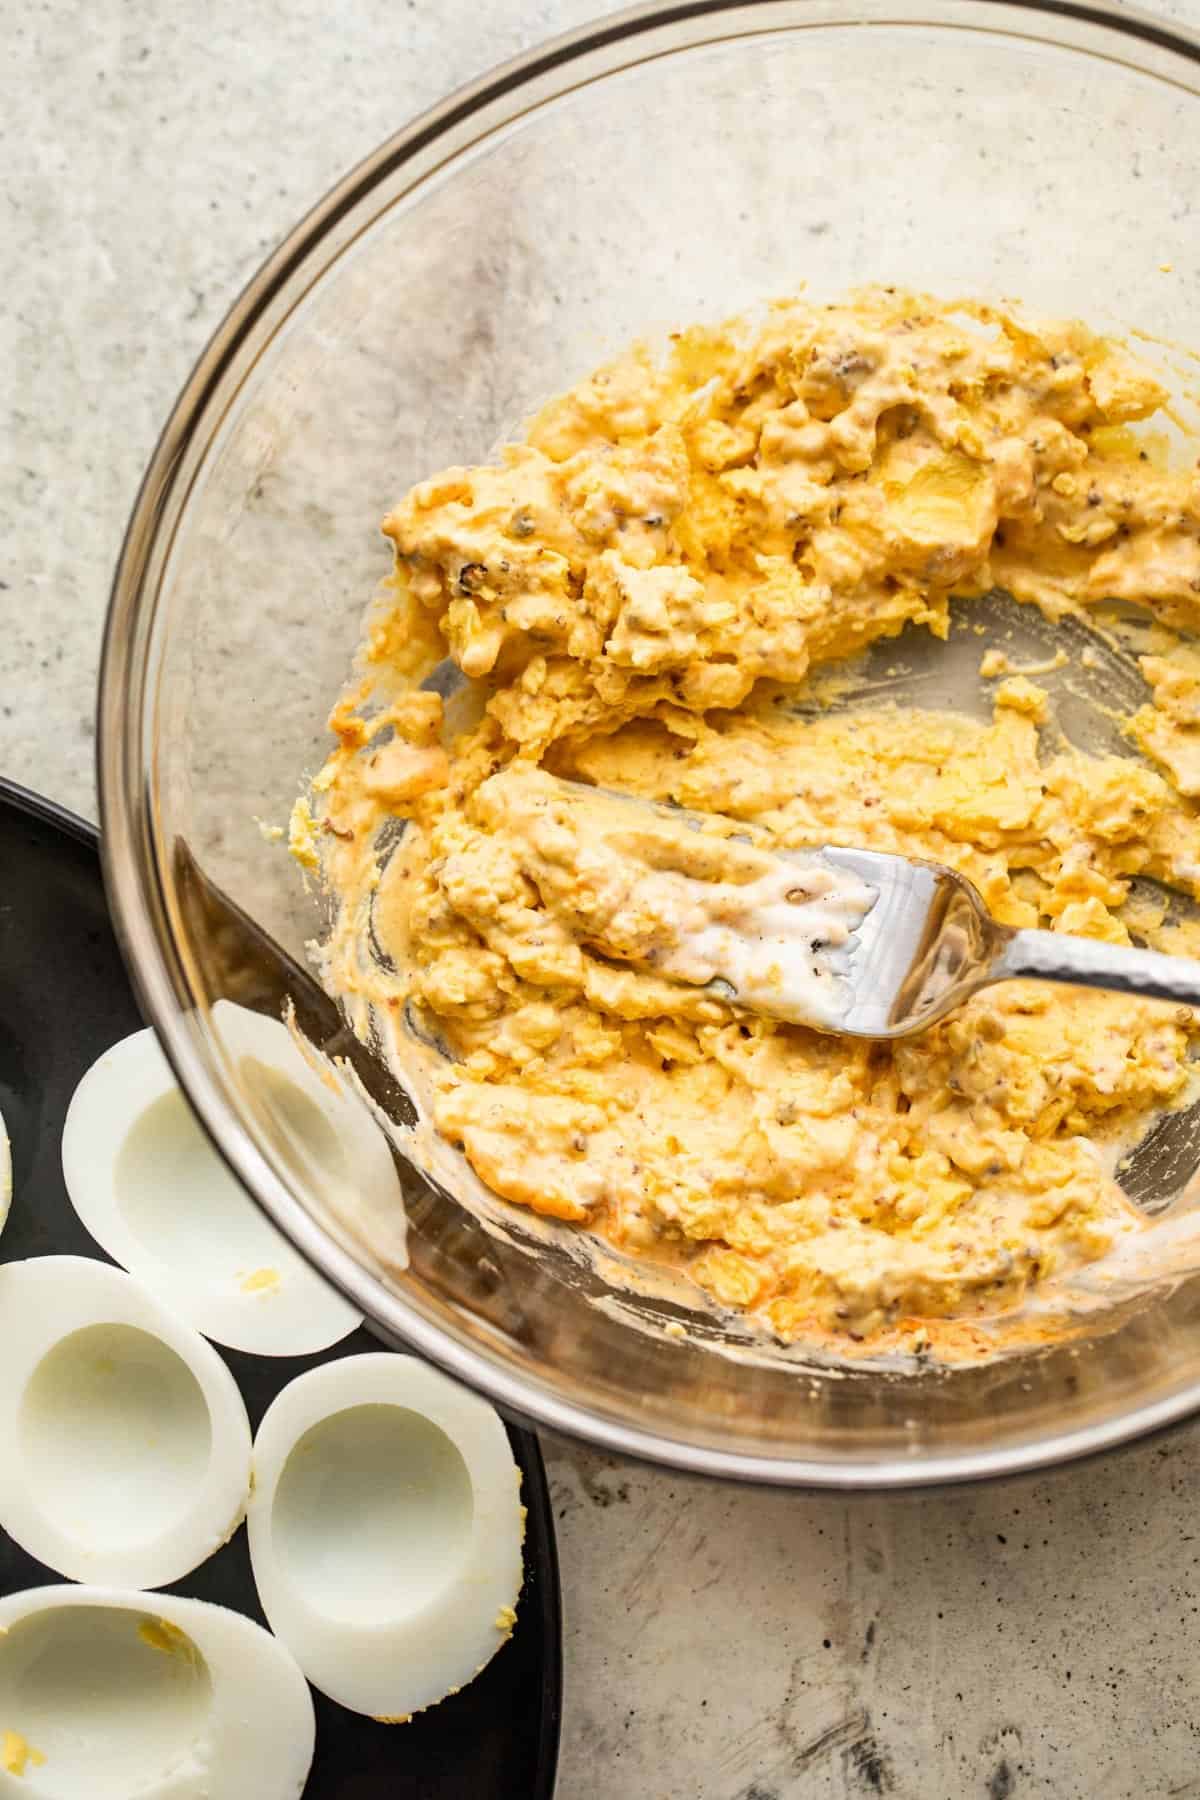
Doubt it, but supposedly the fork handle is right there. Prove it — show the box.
[992,927,1200,1009]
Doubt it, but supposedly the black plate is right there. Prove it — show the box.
[0,777,562,1799]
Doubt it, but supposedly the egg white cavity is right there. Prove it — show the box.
[248,1354,525,1719]
[0,1258,251,1589]
[213,1000,410,1279]
[0,1585,314,1800]
[120,1090,294,1286]
[61,1023,362,1355]
[0,1599,212,1796]
[274,1404,474,1626]
[21,1324,211,1553]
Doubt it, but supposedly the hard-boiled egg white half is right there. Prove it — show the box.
[0,1585,314,1800]
[248,1354,525,1720]
[0,1257,251,1590]
[0,1100,10,1240]
[61,1008,376,1357]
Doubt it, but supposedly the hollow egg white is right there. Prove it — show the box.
[61,1017,367,1356]
[248,1353,525,1719]
[0,1584,314,1799]
[0,1257,251,1589]
[0,1100,9,1241]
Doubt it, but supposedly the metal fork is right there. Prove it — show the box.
[426,658,1200,1038]
[527,776,1200,1038]
[817,845,1200,1038]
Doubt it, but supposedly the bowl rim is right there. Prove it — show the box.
[99,0,1200,1489]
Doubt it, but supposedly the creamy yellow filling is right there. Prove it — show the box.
[299,287,1200,1350]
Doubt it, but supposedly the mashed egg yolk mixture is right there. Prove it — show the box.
[298,288,1200,1349]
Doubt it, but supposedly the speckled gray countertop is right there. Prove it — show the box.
[7,3,1200,1795]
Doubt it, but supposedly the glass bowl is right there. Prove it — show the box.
[100,0,1200,1486]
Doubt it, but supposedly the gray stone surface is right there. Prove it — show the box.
[7,3,1200,1796]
